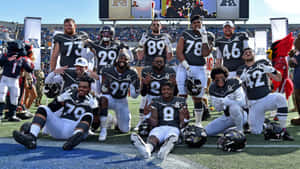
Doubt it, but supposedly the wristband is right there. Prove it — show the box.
[181,60,190,70]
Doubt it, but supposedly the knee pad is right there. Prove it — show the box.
[36,107,48,117]
[81,114,93,124]
[76,121,90,133]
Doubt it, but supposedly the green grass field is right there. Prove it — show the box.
[1,95,300,169]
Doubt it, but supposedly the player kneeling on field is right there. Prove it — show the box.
[98,52,140,141]
[238,48,293,140]
[13,77,98,150]
[131,82,189,160]
[205,66,247,136]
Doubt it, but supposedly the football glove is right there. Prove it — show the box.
[198,26,208,44]
[259,64,276,74]
[84,94,98,109]
[57,89,72,102]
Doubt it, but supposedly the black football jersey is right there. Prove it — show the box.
[0,55,34,78]
[140,33,171,66]
[151,96,186,128]
[237,59,271,100]
[182,30,215,66]
[53,33,85,67]
[48,89,95,121]
[141,66,175,96]
[209,78,242,98]
[88,41,122,74]
[216,32,248,71]
[101,66,140,99]
[61,68,89,90]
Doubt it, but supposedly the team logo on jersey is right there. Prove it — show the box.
[102,85,108,93]
[227,85,233,92]
[174,102,181,108]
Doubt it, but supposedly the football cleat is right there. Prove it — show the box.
[98,128,107,141]
[264,122,294,141]
[130,133,151,159]
[157,135,177,160]
[63,132,85,150]
[282,129,294,141]
[13,130,37,149]
[20,122,32,134]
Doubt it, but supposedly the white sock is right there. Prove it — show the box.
[30,124,41,137]
[100,116,107,128]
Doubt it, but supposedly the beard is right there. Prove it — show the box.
[245,57,255,62]
[152,65,163,72]
[152,29,159,34]
[118,61,127,70]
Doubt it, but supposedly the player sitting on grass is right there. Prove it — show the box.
[131,82,189,160]
[13,77,98,150]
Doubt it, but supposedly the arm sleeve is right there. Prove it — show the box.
[210,95,224,112]
[130,71,140,98]
[0,56,8,66]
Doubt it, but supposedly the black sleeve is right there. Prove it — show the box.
[0,55,8,66]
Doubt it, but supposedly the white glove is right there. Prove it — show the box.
[57,89,72,102]
[198,26,208,44]
[84,94,98,109]
[139,33,148,46]
[259,64,276,74]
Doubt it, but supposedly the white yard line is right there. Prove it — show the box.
[202,145,300,148]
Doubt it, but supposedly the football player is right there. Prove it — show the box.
[87,26,128,74]
[237,48,293,140]
[0,40,34,122]
[215,21,249,78]
[135,56,176,130]
[13,77,98,150]
[98,52,140,141]
[45,57,96,92]
[137,20,173,131]
[131,82,189,160]
[205,66,247,136]
[176,15,215,127]
[50,18,89,70]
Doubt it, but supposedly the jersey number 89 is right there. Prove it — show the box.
[147,40,165,56]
